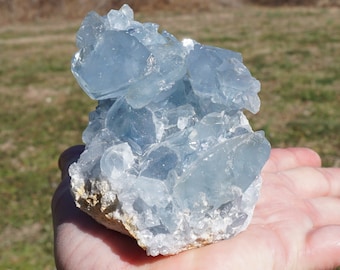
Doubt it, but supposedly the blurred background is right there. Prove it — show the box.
[0,0,339,269]
[1,0,340,24]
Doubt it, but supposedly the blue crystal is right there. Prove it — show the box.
[140,146,178,180]
[105,98,156,153]
[70,4,271,257]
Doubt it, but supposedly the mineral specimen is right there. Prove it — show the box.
[69,4,271,256]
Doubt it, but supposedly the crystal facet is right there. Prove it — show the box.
[69,4,271,256]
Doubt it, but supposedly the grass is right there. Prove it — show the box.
[0,5,339,269]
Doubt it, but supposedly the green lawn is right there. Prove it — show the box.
[0,6,339,269]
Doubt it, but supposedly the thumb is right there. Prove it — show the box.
[58,145,85,180]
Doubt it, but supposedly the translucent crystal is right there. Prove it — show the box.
[70,4,271,256]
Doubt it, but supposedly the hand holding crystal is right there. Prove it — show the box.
[52,146,340,269]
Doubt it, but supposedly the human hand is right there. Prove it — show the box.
[52,146,340,269]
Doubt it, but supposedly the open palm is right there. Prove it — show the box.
[52,146,340,270]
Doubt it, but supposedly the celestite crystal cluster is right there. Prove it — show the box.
[69,4,271,256]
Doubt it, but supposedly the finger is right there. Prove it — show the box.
[263,148,321,173]
[52,145,85,225]
[308,197,340,227]
[51,173,88,227]
[58,145,85,180]
[279,167,340,198]
[305,225,340,269]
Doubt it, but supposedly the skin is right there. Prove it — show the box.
[52,145,340,270]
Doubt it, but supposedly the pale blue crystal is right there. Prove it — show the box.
[70,5,271,257]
